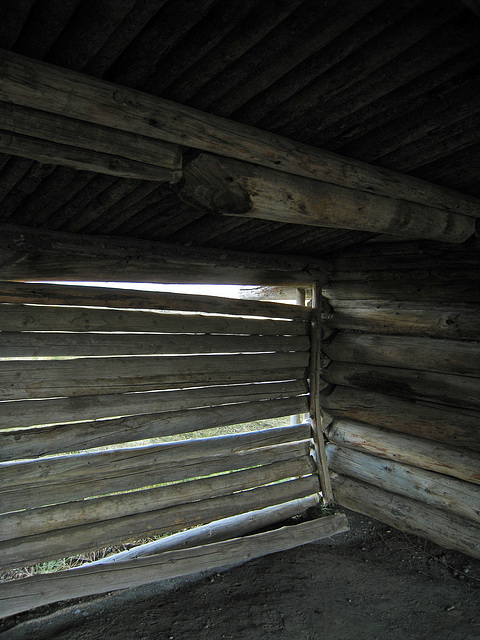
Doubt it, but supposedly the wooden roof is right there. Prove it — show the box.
[1,0,479,262]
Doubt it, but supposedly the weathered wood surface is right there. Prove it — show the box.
[0,48,477,215]
[325,419,480,485]
[0,100,182,172]
[324,303,480,340]
[0,280,311,320]
[0,129,178,181]
[328,268,480,282]
[0,378,308,429]
[0,352,309,400]
[322,362,480,410]
[0,475,321,573]
[326,444,480,525]
[2,441,312,513]
[1,456,316,540]
[320,386,480,451]
[308,284,333,503]
[332,475,480,559]
[0,513,348,618]
[180,154,474,243]
[0,304,308,335]
[323,280,480,304]
[2,423,311,494]
[322,333,480,377]
[0,331,310,358]
[81,495,321,567]
[0,223,327,285]
[0,397,310,461]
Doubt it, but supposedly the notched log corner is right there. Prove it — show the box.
[179,154,253,215]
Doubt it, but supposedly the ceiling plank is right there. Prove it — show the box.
[0,48,479,218]
[179,154,475,243]
[0,223,328,285]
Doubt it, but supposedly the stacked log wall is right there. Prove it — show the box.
[0,283,318,575]
[320,238,480,558]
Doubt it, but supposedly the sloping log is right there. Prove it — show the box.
[322,333,480,377]
[1,456,316,539]
[0,397,310,461]
[326,444,480,525]
[324,303,480,340]
[332,475,480,559]
[323,280,480,304]
[0,514,348,618]
[0,352,309,400]
[322,362,480,410]
[0,129,178,181]
[81,495,321,567]
[0,223,327,285]
[0,379,308,429]
[180,154,474,242]
[0,304,308,336]
[0,331,309,358]
[0,48,477,216]
[0,101,182,181]
[0,281,311,320]
[2,441,312,512]
[0,476,320,573]
[325,419,480,485]
[320,386,480,451]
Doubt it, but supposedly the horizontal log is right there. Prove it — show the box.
[1,456,316,540]
[0,223,328,285]
[0,331,310,358]
[1,366,308,400]
[326,444,480,525]
[0,352,309,400]
[0,101,182,172]
[0,475,321,572]
[0,378,308,429]
[0,304,308,335]
[0,48,477,216]
[82,495,321,567]
[0,513,348,618]
[2,423,311,495]
[329,238,480,261]
[2,441,312,513]
[324,303,480,340]
[328,268,480,283]
[180,154,474,243]
[0,397,310,461]
[322,333,480,377]
[0,281,311,320]
[325,419,480,485]
[322,362,480,410]
[323,280,480,304]
[320,386,480,451]
[0,129,178,181]
[332,475,480,559]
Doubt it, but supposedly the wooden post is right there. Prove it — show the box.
[292,287,307,426]
[309,283,334,504]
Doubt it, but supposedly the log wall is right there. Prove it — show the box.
[321,239,480,558]
[0,283,319,578]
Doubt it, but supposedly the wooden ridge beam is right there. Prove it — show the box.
[0,223,327,285]
[0,48,479,217]
[179,154,475,243]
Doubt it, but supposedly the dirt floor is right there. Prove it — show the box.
[1,510,479,640]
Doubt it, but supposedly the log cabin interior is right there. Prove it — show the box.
[0,0,479,617]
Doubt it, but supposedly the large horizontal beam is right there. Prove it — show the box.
[0,223,328,285]
[0,48,479,217]
[179,154,474,243]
